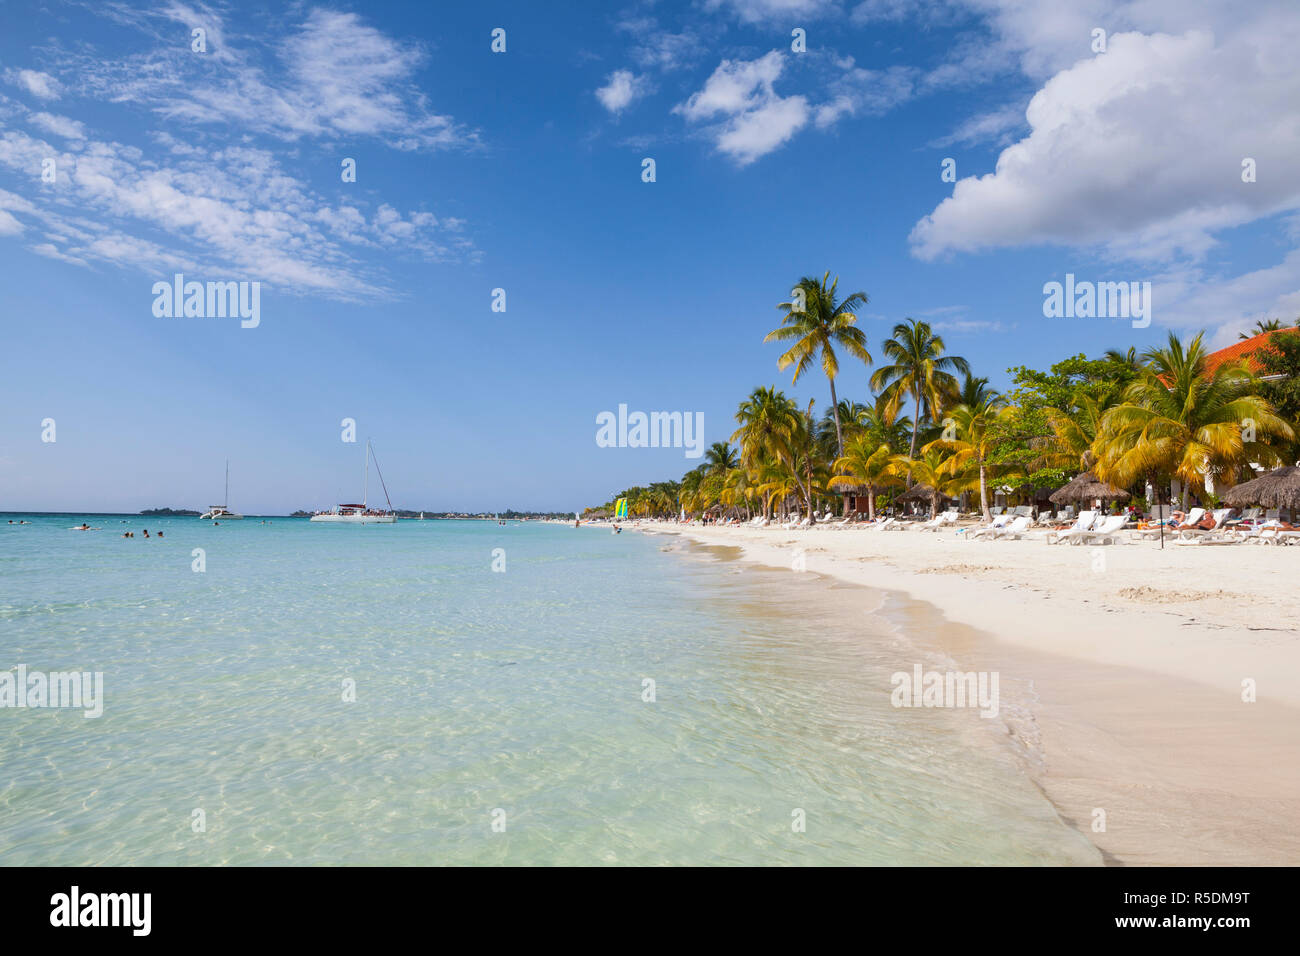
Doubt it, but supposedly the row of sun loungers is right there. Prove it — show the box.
[738,506,1298,544]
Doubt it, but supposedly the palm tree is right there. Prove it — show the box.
[870,319,970,467]
[1239,319,1284,340]
[828,434,900,520]
[731,387,801,519]
[1038,392,1112,471]
[926,398,1009,521]
[891,448,956,519]
[704,441,738,475]
[1094,332,1294,506]
[766,272,872,464]
[1103,347,1141,371]
[957,373,1000,408]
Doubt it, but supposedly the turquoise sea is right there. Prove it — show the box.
[0,515,1099,865]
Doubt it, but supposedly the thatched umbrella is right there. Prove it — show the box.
[896,483,949,517]
[1223,466,1300,513]
[1049,471,1130,506]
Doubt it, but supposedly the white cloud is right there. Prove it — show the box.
[704,0,842,24]
[596,70,649,115]
[0,125,474,296]
[28,112,86,140]
[676,52,809,165]
[31,242,88,266]
[4,68,62,100]
[910,25,1300,262]
[930,104,1026,148]
[66,7,476,151]
[0,209,23,235]
[615,18,703,72]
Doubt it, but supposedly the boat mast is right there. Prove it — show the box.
[224,459,230,508]
[363,440,369,509]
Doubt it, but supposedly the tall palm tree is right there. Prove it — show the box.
[766,272,872,463]
[1239,319,1284,340]
[870,319,970,466]
[1094,332,1294,506]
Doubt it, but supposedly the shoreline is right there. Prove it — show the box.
[630,520,1300,866]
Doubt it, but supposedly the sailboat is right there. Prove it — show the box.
[200,460,244,519]
[310,440,397,524]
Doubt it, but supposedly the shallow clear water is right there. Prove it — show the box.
[0,515,1099,865]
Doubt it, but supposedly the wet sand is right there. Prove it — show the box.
[640,522,1300,866]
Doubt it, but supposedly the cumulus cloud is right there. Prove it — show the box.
[910,25,1300,262]
[596,70,650,115]
[675,52,809,165]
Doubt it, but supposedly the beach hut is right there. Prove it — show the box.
[1049,471,1131,512]
[897,484,948,518]
[1223,465,1300,521]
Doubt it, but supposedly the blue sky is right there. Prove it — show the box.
[1,0,1298,513]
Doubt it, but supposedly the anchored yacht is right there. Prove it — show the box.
[200,461,244,519]
[310,440,397,524]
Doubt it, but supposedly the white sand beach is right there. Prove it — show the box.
[630,519,1300,866]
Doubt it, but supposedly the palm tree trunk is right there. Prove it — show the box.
[979,462,991,521]
[867,488,875,521]
[828,377,848,516]
[906,390,921,488]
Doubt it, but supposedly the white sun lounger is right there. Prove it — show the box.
[965,513,1014,540]
[988,515,1033,539]
[1043,510,1098,544]
[915,510,958,532]
[1066,514,1128,545]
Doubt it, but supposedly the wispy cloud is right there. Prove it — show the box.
[58,5,478,151]
[3,68,62,100]
[0,5,478,296]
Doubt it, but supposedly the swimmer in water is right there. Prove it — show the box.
[156,531,163,538]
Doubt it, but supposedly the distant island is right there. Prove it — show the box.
[140,507,201,516]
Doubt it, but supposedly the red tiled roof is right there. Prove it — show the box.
[1204,329,1291,377]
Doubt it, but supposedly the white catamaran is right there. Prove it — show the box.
[310,440,397,524]
[200,460,244,519]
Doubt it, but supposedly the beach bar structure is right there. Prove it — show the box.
[1049,471,1131,510]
